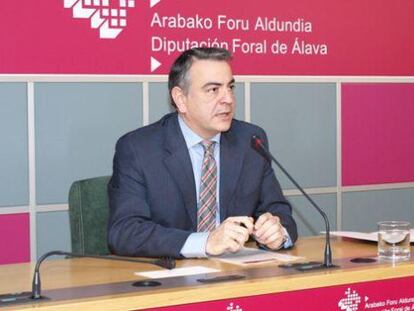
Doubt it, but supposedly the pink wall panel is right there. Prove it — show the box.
[0,213,30,264]
[342,83,414,186]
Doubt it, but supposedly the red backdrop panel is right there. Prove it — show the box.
[0,213,30,264]
[342,83,414,186]
[0,0,413,75]
[143,276,414,311]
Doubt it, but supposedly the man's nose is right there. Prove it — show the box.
[220,88,234,104]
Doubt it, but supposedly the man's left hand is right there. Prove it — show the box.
[253,213,286,250]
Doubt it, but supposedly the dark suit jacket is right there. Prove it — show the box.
[108,112,297,258]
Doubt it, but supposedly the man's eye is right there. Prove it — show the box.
[207,87,219,94]
[229,85,235,92]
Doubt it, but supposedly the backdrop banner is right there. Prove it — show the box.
[1,0,414,75]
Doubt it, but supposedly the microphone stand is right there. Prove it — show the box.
[32,251,175,299]
[252,135,337,270]
[0,250,175,306]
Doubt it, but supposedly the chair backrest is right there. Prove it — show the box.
[68,176,111,255]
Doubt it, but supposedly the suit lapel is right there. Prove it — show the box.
[220,128,244,221]
[163,114,197,229]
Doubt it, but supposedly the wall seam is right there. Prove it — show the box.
[4,180,414,214]
[0,206,30,215]
[336,82,343,230]
[142,82,149,126]
[245,82,251,122]
[27,82,37,261]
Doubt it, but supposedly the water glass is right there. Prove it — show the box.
[378,221,410,261]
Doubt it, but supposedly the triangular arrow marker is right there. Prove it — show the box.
[150,0,161,8]
[151,57,161,72]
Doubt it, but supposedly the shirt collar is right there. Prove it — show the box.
[178,115,221,149]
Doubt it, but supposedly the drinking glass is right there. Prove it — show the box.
[378,221,410,261]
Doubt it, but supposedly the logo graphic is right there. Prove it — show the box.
[338,288,362,311]
[226,302,243,311]
[63,0,135,39]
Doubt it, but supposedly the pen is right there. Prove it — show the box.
[1,297,17,303]
[242,258,277,264]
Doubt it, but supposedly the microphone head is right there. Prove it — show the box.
[251,134,263,150]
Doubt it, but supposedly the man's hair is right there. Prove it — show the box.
[168,47,233,108]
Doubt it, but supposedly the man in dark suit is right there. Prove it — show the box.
[108,48,297,258]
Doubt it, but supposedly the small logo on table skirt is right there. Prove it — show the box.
[227,302,243,311]
[338,288,362,311]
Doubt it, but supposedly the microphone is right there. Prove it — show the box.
[251,134,337,270]
[32,251,175,299]
[0,251,175,305]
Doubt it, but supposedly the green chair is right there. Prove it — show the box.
[68,176,111,255]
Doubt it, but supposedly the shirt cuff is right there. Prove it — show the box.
[282,227,293,248]
[180,232,209,258]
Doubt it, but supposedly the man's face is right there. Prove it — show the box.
[173,59,235,139]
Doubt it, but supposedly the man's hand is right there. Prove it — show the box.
[253,213,286,250]
[205,216,254,256]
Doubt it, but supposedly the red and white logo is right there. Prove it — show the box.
[338,288,362,311]
[63,0,136,39]
[226,302,243,311]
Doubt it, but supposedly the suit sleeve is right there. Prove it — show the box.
[254,130,298,245]
[107,136,191,258]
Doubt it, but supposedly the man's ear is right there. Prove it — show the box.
[171,86,187,113]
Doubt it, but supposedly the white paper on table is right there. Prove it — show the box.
[213,247,303,266]
[329,230,414,243]
[135,266,220,279]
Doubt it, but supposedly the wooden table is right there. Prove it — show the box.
[1,236,413,310]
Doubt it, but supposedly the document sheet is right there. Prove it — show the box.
[329,230,414,243]
[213,247,303,265]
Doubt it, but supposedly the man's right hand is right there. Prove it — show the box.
[205,216,254,256]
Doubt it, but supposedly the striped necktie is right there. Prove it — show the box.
[197,140,217,232]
